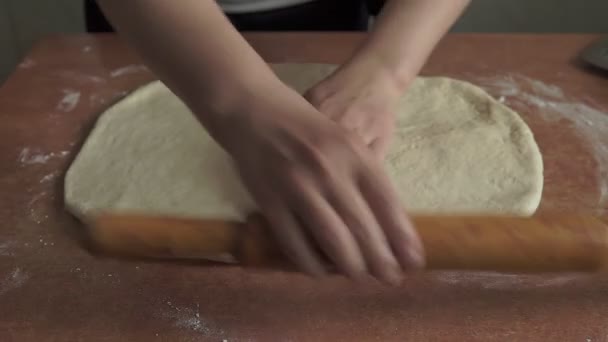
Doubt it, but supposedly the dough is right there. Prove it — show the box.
[65,64,543,220]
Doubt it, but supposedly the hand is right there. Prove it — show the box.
[218,83,424,285]
[304,58,407,158]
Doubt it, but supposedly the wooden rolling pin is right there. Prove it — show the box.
[88,213,608,272]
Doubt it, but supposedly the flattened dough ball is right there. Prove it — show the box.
[65,64,543,221]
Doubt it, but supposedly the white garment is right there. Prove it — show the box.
[218,0,315,13]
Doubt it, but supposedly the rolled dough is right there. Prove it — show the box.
[64,64,543,221]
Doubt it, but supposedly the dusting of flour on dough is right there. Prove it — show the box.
[65,70,543,221]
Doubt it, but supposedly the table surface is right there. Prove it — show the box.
[1,33,608,341]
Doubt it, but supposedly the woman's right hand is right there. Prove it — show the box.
[217,84,425,284]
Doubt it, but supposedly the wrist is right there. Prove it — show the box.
[195,77,297,154]
[189,75,282,144]
[344,48,415,96]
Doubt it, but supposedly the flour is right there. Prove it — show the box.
[89,94,109,106]
[434,271,583,290]
[0,268,30,296]
[90,91,131,107]
[19,148,69,165]
[18,147,67,224]
[54,71,106,84]
[0,241,15,256]
[159,301,225,338]
[18,58,36,69]
[26,189,51,224]
[19,148,51,165]
[40,171,59,183]
[478,74,608,208]
[38,236,54,247]
[69,267,89,279]
[57,89,81,112]
[525,78,565,99]
[110,64,149,78]
[83,46,92,53]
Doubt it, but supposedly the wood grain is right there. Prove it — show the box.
[1,33,608,341]
[91,213,608,273]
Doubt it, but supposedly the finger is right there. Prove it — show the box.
[290,179,368,279]
[358,164,425,270]
[329,183,404,285]
[314,106,375,147]
[370,136,392,160]
[302,88,317,104]
[263,201,327,276]
[352,125,375,147]
[242,173,326,276]
[337,116,376,147]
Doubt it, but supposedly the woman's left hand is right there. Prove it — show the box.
[304,59,408,158]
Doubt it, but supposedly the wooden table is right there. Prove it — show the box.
[1,33,608,341]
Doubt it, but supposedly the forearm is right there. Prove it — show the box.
[97,0,281,138]
[355,0,470,89]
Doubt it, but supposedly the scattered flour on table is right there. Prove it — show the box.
[434,271,583,290]
[90,91,130,107]
[17,147,67,223]
[18,148,69,165]
[89,94,109,106]
[54,70,106,84]
[0,268,30,296]
[158,301,225,338]
[110,64,149,78]
[18,58,36,69]
[37,236,55,247]
[478,73,608,209]
[40,171,59,183]
[57,89,81,112]
[70,267,89,279]
[82,46,92,53]
[26,188,52,224]
[0,241,15,256]
[28,205,49,224]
